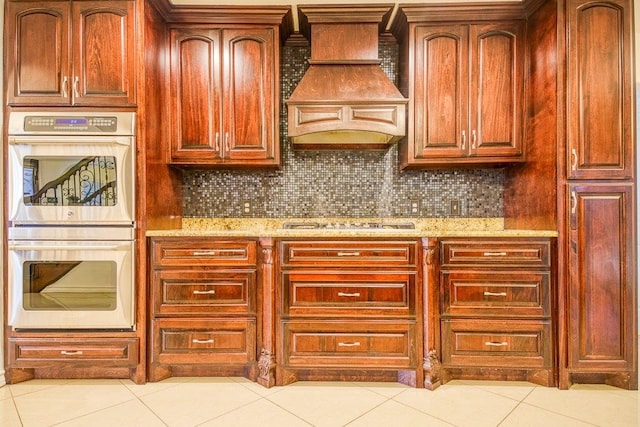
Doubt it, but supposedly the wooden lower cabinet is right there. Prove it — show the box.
[273,239,424,387]
[147,237,258,382]
[563,184,637,389]
[438,238,555,386]
[4,335,141,384]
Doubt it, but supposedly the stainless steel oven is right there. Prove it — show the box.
[6,111,136,330]
[7,112,135,226]
[7,227,135,330]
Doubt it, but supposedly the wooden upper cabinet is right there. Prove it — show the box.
[399,20,524,168]
[5,0,136,106]
[567,0,634,180]
[169,26,279,167]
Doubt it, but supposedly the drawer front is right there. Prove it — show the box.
[281,240,417,267]
[441,239,551,267]
[282,272,415,317]
[150,238,257,267]
[151,270,255,315]
[441,271,550,317]
[8,338,138,368]
[153,318,256,365]
[441,319,551,368]
[282,321,416,368]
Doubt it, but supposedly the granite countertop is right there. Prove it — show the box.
[146,218,558,238]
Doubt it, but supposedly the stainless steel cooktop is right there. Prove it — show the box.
[281,222,416,230]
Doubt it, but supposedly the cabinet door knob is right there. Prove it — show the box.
[62,76,69,98]
[337,292,361,297]
[462,130,466,149]
[215,132,220,151]
[571,148,578,170]
[483,251,507,257]
[192,251,217,256]
[73,76,80,98]
[483,291,507,297]
[571,191,577,215]
[61,350,83,355]
[193,290,216,295]
[336,251,360,257]
[484,341,508,347]
[338,342,361,347]
[471,129,477,149]
[192,339,214,344]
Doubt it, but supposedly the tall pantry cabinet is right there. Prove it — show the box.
[560,0,637,389]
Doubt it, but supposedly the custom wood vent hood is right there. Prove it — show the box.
[286,5,408,149]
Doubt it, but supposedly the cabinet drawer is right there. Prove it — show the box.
[150,238,257,267]
[281,240,417,267]
[282,272,415,317]
[441,319,551,368]
[153,318,256,365]
[8,338,138,368]
[441,239,551,267]
[441,271,550,317]
[282,321,416,368]
[151,270,255,315]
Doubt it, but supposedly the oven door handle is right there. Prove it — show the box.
[9,243,131,251]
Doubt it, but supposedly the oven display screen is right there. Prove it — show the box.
[56,118,88,126]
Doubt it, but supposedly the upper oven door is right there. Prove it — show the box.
[7,135,135,225]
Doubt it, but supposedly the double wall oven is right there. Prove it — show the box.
[6,112,136,330]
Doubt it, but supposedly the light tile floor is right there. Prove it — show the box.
[0,377,638,427]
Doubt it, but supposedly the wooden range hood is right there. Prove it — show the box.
[286,5,408,149]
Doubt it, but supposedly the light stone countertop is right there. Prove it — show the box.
[145,217,558,238]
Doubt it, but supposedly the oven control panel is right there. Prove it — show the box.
[24,116,118,133]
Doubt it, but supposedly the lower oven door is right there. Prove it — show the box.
[8,239,135,330]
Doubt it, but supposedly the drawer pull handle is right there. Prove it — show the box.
[192,251,217,256]
[193,290,216,295]
[338,292,361,297]
[337,251,360,257]
[484,341,508,347]
[61,350,83,356]
[192,339,214,344]
[483,252,507,257]
[338,342,361,347]
[483,291,507,297]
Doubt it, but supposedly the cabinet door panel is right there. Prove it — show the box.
[170,29,223,163]
[223,28,277,162]
[568,184,635,370]
[413,25,467,158]
[567,0,633,179]
[73,1,136,105]
[6,2,70,105]
[470,22,524,157]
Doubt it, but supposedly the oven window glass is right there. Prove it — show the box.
[23,156,117,207]
[22,261,117,311]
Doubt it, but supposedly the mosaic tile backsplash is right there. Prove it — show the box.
[183,42,504,218]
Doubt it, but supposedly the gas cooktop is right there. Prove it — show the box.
[281,221,416,230]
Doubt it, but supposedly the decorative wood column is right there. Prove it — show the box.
[422,237,441,390]
[257,237,276,387]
